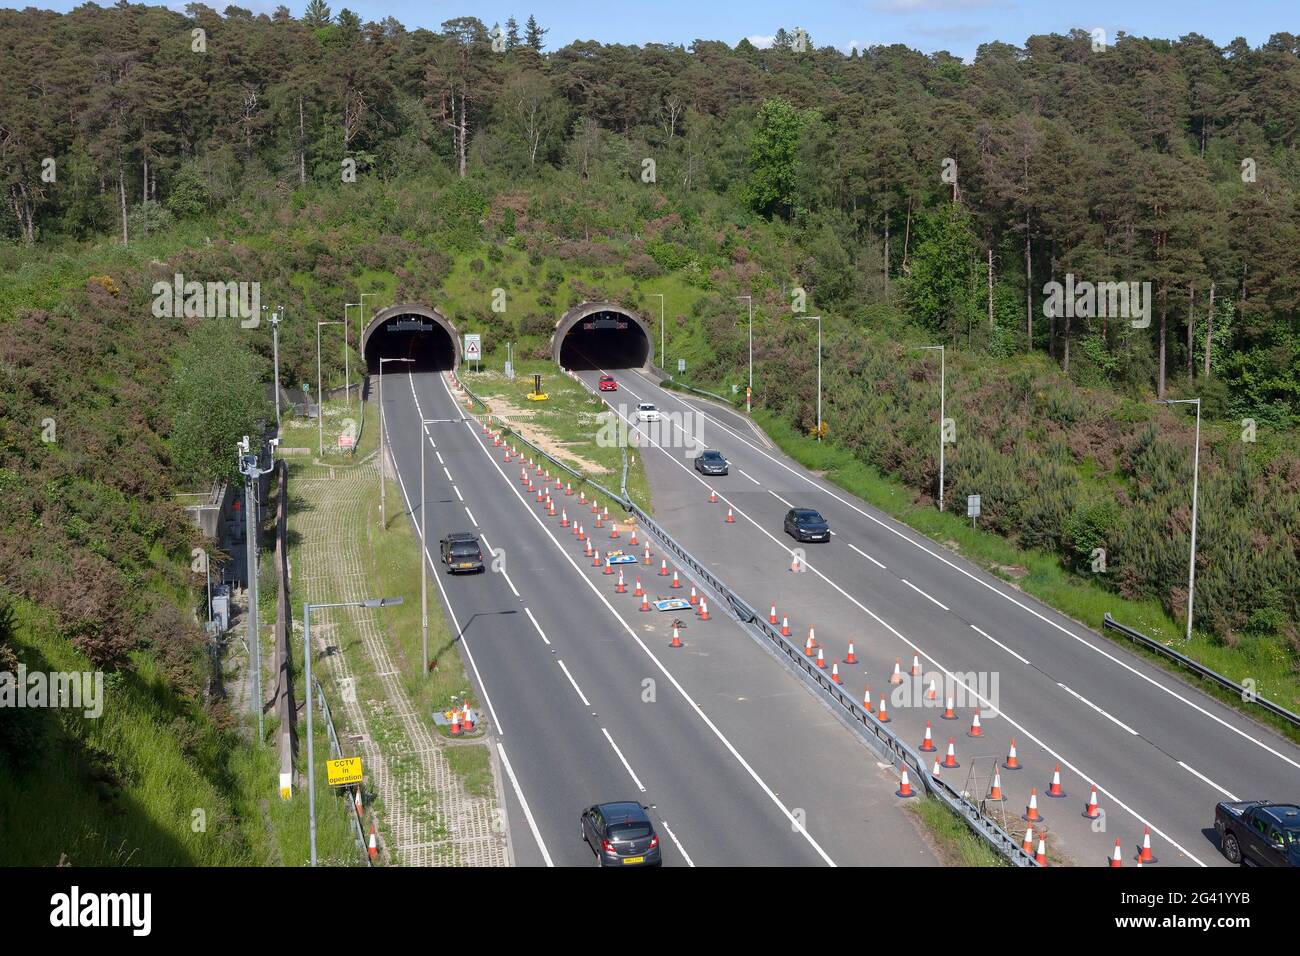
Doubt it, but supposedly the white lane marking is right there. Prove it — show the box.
[498,743,553,866]
[443,466,453,482]
[384,396,507,737]
[739,468,761,485]
[630,372,1299,773]
[465,506,479,528]
[970,624,1030,665]
[1178,762,1239,801]
[901,578,950,612]
[589,378,1206,866]
[481,533,519,597]
[602,727,647,792]
[1058,683,1139,736]
[847,542,886,569]
[557,659,592,707]
[436,451,444,465]
[660,819,695,867]
[768,490,793,508]
[453,485,464,502]
[524,606,551,646]
[438,372,838,866]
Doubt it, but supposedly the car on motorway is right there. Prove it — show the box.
[636,402,660,422]
[1215,800,1300,866]
[439,532,484,573]
[784,507,830,542]
[580,801,662,866]
[598,374,618,391]
[694,449,729,476]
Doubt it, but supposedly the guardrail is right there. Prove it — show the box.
[453,369,1031,865]
[1103,613,1300,729]
[315,678,372,866]
[660,375,736,406]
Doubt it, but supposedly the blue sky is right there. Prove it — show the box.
[10,0,1295,61]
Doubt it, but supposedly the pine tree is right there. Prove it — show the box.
[525,14,547,52]
[303,0,331,28]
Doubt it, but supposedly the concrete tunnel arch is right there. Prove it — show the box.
[361,303,461,373]
[552,301,655,371]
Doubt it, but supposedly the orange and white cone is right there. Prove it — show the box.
[926,678,938,701]
[643,546,652,565]
[890,658,904,685]
[1046,764,1066,798]
[805,634,815,657]
[688,585,698,606]
[780,616,791,637]
[659,559,669,577]
[790,554,800,573]
[920,722,937,752]
[1022,825,1035,855]
[967,711,983,738]
[1023,788,1041,822]
[831,660,842,684]
[1138,827,1157,864]
[1036,837,1048,867]
[911,654,922,677]
[815,647,826,669]
[1083,785,1101,819]
[603,557,614,575]
[697,600,710,621]
[639,593,651,612]
[634,576,644,597]
[896,768,915,799]
[1109,838,1123,867]
[560,508,569,528]
[462,705,475,732]
[629,530,638,546]
[769,604,778,625]
[670,571,681,589]
[942,738,959,769]
[931,757,943,779]
[709,489,717,503]
[354,787,364,818]
[609,522,619,539]
[583,532,592,552]
[368,823,379,860]
[845,642,857,664]
[876,695,890,722]
[862,686,874,713]
[1003,738,1022,770]
[450,708,462,736]
[592,549,602,567]
[988,768,1004,802]
[725,507,735,524]
[615,570,626,593]
[579,491,587,505]
[669,625,683,648]
[566,482,573,496]
[941,696,956,720]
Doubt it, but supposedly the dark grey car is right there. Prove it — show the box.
[784,508,830,542]
[581,801,662,867]
[694,449,729,475]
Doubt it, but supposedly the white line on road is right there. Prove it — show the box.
[847,542,886,569]
[497,743,553,867]
[901,578,950,611]
[768,489,793,508]
[1058,683,1139,735]
[436,451,444,465]
[970,624,1030,665]
[1178,762,1239,801]
[557,659,591,707]
[739,468,761,485]
[602,727,647,792]
[660,820,695,867]
[524,606,551,645]
[465,506,478,527]
[443,466,453,482]
[453,485,464,502]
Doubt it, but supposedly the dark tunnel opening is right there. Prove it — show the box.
[363,314,457,376]
[556,309,651,370]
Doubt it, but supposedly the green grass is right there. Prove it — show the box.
[907,797,1009,867]
[753,409,1300,745]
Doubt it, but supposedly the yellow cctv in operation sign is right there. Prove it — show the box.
[327,756,363,786]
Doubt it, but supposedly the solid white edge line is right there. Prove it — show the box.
[497,742,553,866]
[557,659,592,707]
[601,727,647,792]
[1178,762,1239,801]
[901,578,950,612]
[440,372,835,866]
[659,819,695,866]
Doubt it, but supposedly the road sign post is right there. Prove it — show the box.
[464,333,482,372]
[967,494,981,528]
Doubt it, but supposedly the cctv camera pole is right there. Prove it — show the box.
[270,308,282,429]
[238,437,276,742]
[915,345,946,511]
[737,295,753,413]
[1156,397,1201,640]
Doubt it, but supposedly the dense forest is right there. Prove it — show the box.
[1,3,1298,728]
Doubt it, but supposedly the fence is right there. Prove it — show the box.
[452,371,1033,866]
[1103,613,1300,729]
[315,678,372,866]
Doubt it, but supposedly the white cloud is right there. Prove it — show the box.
[746,34,776,49]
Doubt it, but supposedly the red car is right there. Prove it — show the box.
[598,374,618,391]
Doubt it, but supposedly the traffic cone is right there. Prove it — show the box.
[967,711,983,738]
[634,576,644,597]
[368,824,379,860]
[603,558,614,576]
[688,584,698,606]
[831,660,842,684]
[503,446,511,462]
[1046,764,1066,798]
[629,530,638,546]
[816,647,826,669]
[520,466,528,483]
[698,600,710,621]
[462,704,475,732]
[725,507,735,523]
[643,546,652,565]
[790,554,801,573]
[547,498,556,516]
[639,593,651,612]
[450,708,462,736]
[804,633,815,657]
[659,559,669,577]
[941,696,956,720]
[560,508,569,527]
[1023,788,1041,822]
[592,548,602,567]
[942,738,959,769]
[615,570,626,593]
[988,769,1004,802]
[769,604,778,625]
[931,757,943,779]
[926,677,937,701]
[579,525,587,542]
[1023,825,1035,855]
[1138,827,1157,864]
[890,658,904,685]
[572,519,580,536]
[862,686,874,713]
[354,787,364,818]
[579,491,587,506]
[595,513,604,528]
[911,654,921,676]
[610,522,619,539]
[1003,738,1022,770]
[845,642,857,664]
[566,482,573,496]
[780,616,791,637]
[896,768,915,799]
[1036,837,1048,867]
[709,489,717,503]
[1083,785,1101,819]
[669,625,683,648]
[670,571,681,589]
[1109,839,1123,867]
[919,722,937,752]
[876,696,890,722]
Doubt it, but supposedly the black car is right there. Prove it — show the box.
[581,801,662,867]
[439,532,484,573]
[1215,800,1300,867]
[694,449,729,476]
[784,508,830,542]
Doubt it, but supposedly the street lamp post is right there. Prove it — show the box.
[915,345,946,512]
[317,320,343,457]
[738,295,753,413]
[303,596,402,866]
[238,435,277,743]
[378,357,414,529]
[270,307,283,430]
[1156,397,1201,641]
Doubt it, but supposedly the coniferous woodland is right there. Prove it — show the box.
[1,4,1299,753]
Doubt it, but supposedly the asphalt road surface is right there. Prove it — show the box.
[571,360,1300,867]
[379,366,939,866]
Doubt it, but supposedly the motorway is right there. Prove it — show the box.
[379,365,939,866]
[570,360,1300,867]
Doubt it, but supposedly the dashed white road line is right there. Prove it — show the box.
[497,743,553,866]
[443,466,453,482]
[901,578,950,611]
[453,486,464,502]
[524,606,551,645]
[557,659,592,707]
[602,727,647,792]
[464,505,479,527]
[1058,683,1139,735]
[739,468,761,485]
[768,489,793,508]
[970,624,1029,665]
[847,542,886,569]
[1179,762,1239,801]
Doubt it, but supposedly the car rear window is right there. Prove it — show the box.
[609,823,652,840]
[450,542,480,555]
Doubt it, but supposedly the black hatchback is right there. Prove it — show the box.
[784,508,830,542]
[581,802,662,867]
[694,449,729,475]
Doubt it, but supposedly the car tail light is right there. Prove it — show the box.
[601,839,617,854]
[648,835,659,850]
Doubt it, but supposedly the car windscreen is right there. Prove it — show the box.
[797,512,825,523]
[608,823,652,840]
[701,451,723,461]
